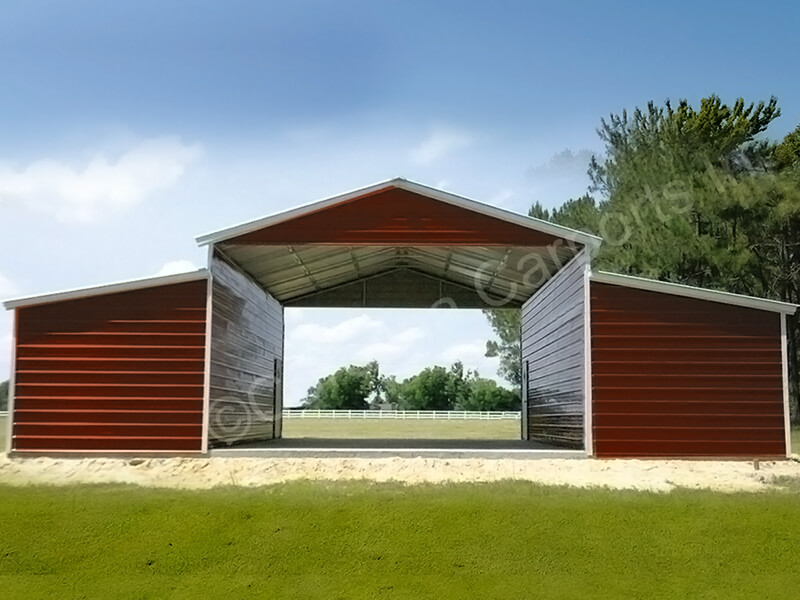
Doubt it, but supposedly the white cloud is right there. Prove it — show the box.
[156,259,199,277]
[355,327,427,363]
[290,314,382,345]
[488,188,514,208]
[439,341,501,379]
[527,149,595,179]
[523,148,599,208]
[0,331,10,384]
[0,272,20,382]
[410,127,473,166]
[440,341,488,364]
[0,271,20,299]
[0,136,202,223]
[393,327,425,344]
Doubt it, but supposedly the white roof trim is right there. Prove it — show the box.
[4,269,208,310]
[590,270,798,315]
[194,177,603,248]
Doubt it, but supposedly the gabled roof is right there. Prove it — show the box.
[3,270,208,310]
[195,177,603,248]
[591,271,798,315]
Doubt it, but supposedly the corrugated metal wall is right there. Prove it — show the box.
[520,255,586,449]
[591,281,786,457]
[11,280,207,453]
[208,253,284,447]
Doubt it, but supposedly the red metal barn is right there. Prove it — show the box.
[4,178,797,458]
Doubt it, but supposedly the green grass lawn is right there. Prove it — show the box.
[0,415,5,450]
[1,482,800,599]
[282,417,520,439]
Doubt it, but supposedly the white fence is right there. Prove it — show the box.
[0,410,520,421]
[283,409,520,421]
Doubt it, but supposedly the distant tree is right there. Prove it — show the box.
[774,124,800,170]
[302,364,376,410]
[398,366,455,410]
[379,375,403,408]
[363,360,384,403]
[302,362,520,413]
[397,362,473,411]
[0,380,7,411]
[444,361,472,409]
[484,310,521,387]
[459,378,520,411]
[530,194,601,235]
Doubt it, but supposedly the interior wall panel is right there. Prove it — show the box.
[520,255,586,449]
[11,279,207,453]
[208,253,284,447]
[590,281,786,458]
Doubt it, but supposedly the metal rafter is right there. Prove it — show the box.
[286,246,322,291]
[483,247,513,291]
[348,246,362,278]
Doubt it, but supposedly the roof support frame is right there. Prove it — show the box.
[283,266,522,307]
[240,247,395,282]
[286,245,322,292]
[482,247,513,292]
[348,246,363,278]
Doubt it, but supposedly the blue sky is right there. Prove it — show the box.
[1,1,798,403]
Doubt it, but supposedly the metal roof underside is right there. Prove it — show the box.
[217,243,580,308]
[205,178,595,308]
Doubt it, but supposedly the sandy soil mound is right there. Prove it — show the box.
[1,454,799,492]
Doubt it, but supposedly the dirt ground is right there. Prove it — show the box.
[1,453,799,493]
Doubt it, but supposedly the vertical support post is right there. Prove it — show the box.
[200,245,214,454]
[521,360,529,440]
[273,357,284,439]
[5,310,18,454]
[277,304,285,439]
[782,314,792,458]
[583,258,594,456]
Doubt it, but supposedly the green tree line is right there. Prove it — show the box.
[300,360,519,412]
[486,95,800,419]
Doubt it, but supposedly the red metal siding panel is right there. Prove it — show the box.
[591,281,785,458]
[227,187,560,246]
[11,280,207,453]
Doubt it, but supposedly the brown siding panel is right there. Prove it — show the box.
[520,256,586,449]
[228,187,560,246]
[590,281,786,458]
[11,279,207,453]
[208,254,284,447]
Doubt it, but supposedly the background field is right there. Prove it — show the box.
[2,482,800,599]
[281,417,520,439]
